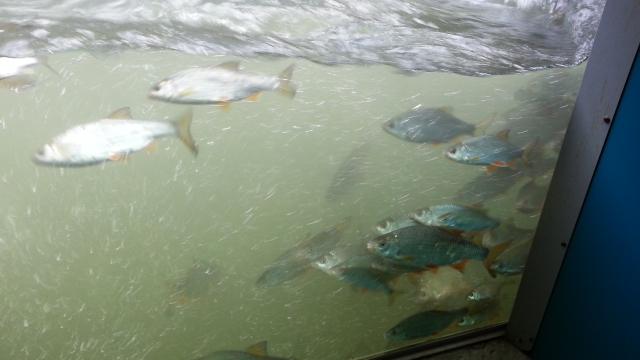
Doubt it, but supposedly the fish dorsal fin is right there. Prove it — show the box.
[108,107,132,119]
[246,341,268,357]
[438,106,454,114]
[215,61,241,71]
[495,129,510,141]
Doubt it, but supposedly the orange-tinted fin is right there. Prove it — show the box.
[442,228,464,237]
[145,141,158,154]
[246,92,261,102]
[215,61,241,71]
[491,161,510,168]
[484,241,512,269]
[485,165,498,174]
[522,137,541,166]
[171,109,198,156]
[108,153,127,162]
[451,260,469,272]
[496,129,510,141]
[246,341,268,357]
[428,266,439,274]
[407,272,422,285]
[107,107,132,119]
[220,102,231,111]
[277,64,296,98]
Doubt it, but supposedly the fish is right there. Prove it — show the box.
[445,129,537,172]
[256,218,351,288]
[383,107,475,144]
[516,179,548,214]
[165,259,220,316]
[334,267,397,296]
[482,219,534,248]
[414,260,500,311]
[326,143,369,202]
[256,256,310,288]
[384,309,466,342]
[313,247,414,278]
[452,167,523,205]
[0,55,57,79]
[149,61,296,106]
[374,216,419,235]
[366,225,489,270]
[32,107,197,167]
[411,204,499,233]
[490,239,533,275]
[194,341,291,360]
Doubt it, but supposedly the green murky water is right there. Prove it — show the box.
[0,51,584,359]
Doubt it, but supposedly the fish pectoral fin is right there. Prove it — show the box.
[246,92,261,102]
[485,165,498,174]
[107,107,132,119]
[145,141,158,154]
[178,89,193,97]
[219,102,231,112]
[214,61,241,71]
[245,341,268,357]
[484,241,512,269]
[495,129,510,141]
[437,106,454,114]
[427,266,439,274]
[451,260,469,272]
[108,153,127,162]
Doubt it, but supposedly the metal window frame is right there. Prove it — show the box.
[507,0,640,351]
[366,0,640,357]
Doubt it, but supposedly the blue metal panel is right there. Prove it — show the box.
[533,50,640,359]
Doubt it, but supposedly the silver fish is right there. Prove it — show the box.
[33,107,197,167]
[149,61,296,106]
[0,56,57,78]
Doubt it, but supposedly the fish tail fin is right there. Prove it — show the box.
[522,137,541,166]
[277,64,297,98]
[483,241,511,269]
[37,56,60,76]
[172,109,198,156]
[474,112,497,136]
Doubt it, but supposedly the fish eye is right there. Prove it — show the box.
[151,83,161,91]
[378,240,388,248]
[449,147,457,154]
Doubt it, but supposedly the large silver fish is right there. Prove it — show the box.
[149,61,296,106]
[33,107,197,167]
[0,56,57,79]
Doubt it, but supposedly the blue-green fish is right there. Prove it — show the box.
[445,130,534,170]
[385,310,466,342]
[411,204,499,233]
[194,341,290,360]
[150,61,295,106]
[383,107,475,144]
[366,225,489,269]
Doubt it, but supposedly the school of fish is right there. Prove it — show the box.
[1,49,563,359]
